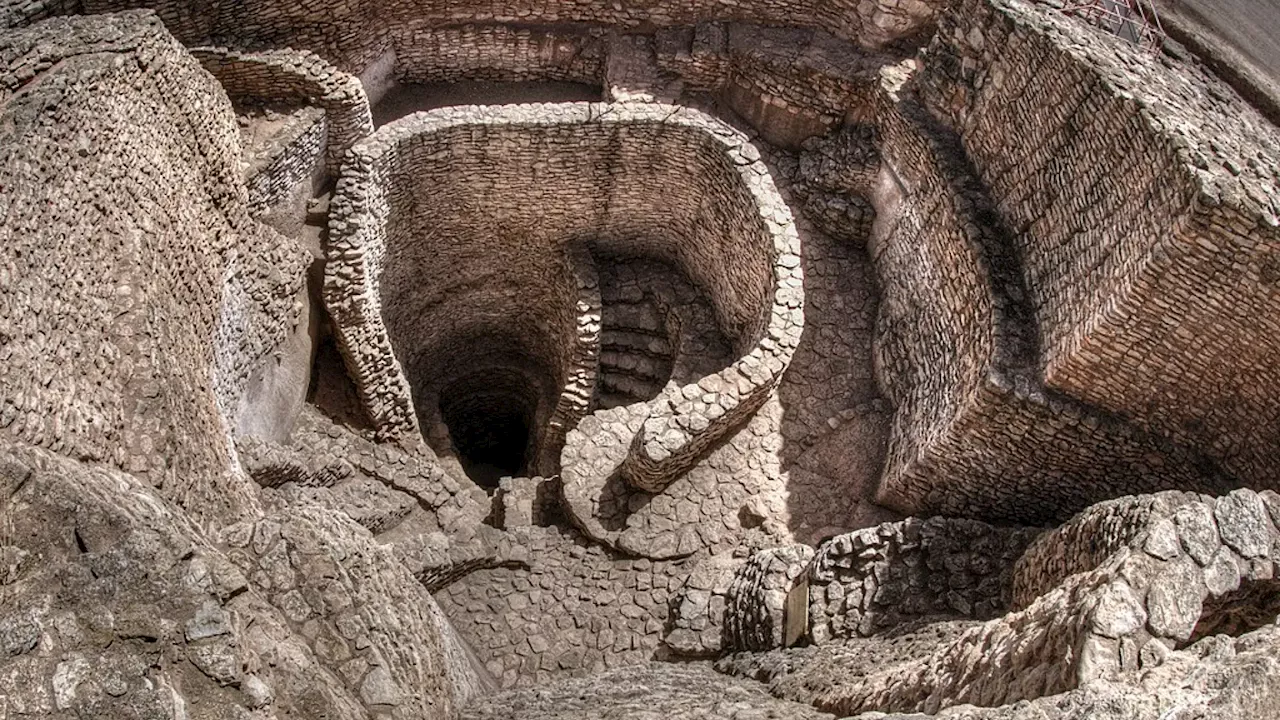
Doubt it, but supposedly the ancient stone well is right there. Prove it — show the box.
[324,102,801,489]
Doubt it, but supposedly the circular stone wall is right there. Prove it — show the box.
[325,102,801,494]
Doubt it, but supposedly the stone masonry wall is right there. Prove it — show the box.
[654,23,891,146]
[325,103,794,504]
[76,0,945,72]
[0,12,307,525]
[920,0,1280,489]
[869,89,993,514]
[432,524,688,689]
[393,24,607,86]
[241,106,327,217]
[192,46,374,174]
[810,487,1280,715]
[536,249,603,476]
[0,0,80,28]
[870,77,1229,524]
[806,518,1040,643]
[723,544,814,652]
[1011,492,1174,608]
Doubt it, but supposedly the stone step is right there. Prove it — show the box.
[598,372,664,400]
[597,349,669,381]
[600,329,673,357]
[601,303,664,334]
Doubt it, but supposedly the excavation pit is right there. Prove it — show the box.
[324,102,802,491]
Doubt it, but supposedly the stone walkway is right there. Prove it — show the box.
[458,662,836,720]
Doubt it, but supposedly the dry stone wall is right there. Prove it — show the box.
[239,105,328,217]
[722,545,814,652]
[0,11,307,525]
[193,46,374,175]
[808,487,1280,716]
[561,396,798,560]
[393,24,607,87]
[920,0,1280,490]
[665,518,1038,660]
[75,0,944,73]
[288,408,491,540]
[1012,492,1178,608]
[806,518,1039,643]
[869,74,1230,524]
[537,250,603,476]
[763,141,897,544]
[236,434,355,489]
[664,553,746,657]
[326,102,798,506]
[0,0,80,28]
[654,23,893,146]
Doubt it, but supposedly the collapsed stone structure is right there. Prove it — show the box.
[2,0,1280,718]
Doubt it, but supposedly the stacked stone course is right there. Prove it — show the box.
[806,518,1040,642]
[193,46,375,174]
[805,488,1280,715]
[239,105,328,217]
[76,0,944,72]
[921,0,1280,490]
[394,24,607,87]
[0,11,307,524]
[870,76,1228,524]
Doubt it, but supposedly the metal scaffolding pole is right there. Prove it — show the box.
[1059,0,1167,52]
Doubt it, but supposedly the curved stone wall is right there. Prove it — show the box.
[0,12,307,525]
[192,46,374,175]
[77,0,943,72]
[325,103,797,495]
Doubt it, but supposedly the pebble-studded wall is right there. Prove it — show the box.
[75,0,942,73]
[920,0,1280,492]
[0,11,307,525]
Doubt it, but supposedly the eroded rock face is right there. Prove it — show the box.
[0,442,470,719]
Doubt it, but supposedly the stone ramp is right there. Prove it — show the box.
[458,662,835,720]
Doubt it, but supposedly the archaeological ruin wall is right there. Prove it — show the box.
[868,76,1229,523]
[6,1,1280,717]
[921,0,1280,490]
[76,0,942,74]
[393,25,606,88]
[193,47,374,176]
[0,11,307,524]
[324,103,793,496]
